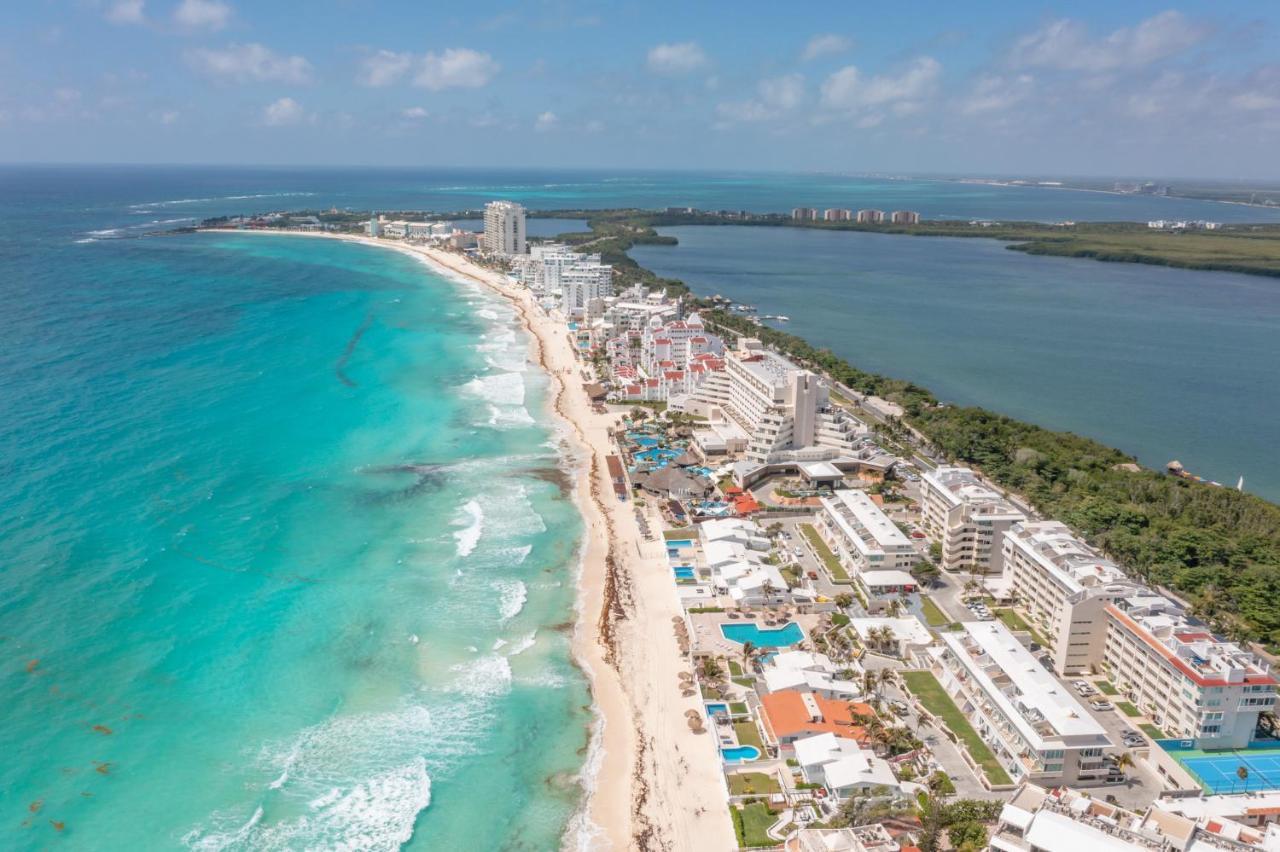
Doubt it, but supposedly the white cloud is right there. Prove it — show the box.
[359,50,413,87]
[174,0,231,32]
[414,48,500,90]
[105,0,146,24]
[959,73,1034,115]
[716,73,805,124]
[400,106,429,119]
[1011,11,1206,73]
[646,42,707,75]
[54,87,82,104]
[262,96,303,126]
[534,110,558,131]
[820,57,940,112]
[157,109,180,124]
[802,33,850,62]
[187,43,314,84]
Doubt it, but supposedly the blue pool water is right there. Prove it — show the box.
[705,703,729,716]
[721,746,761,764]
[665,539,693,549]
[630,436,660,448]
[720,622,805,647]
[636,447,680,464]
[674,567,695,579]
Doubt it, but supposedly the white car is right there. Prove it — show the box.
[1090,700,1114,712]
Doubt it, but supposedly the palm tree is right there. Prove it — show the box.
[862,669,879,700]
[1238,765,1250,788]
[741,640,757,674]
[1113,751,1135,779]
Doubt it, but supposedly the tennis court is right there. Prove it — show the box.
[1176,748,1280,794]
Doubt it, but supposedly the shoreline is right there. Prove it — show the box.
[198,228,735,850]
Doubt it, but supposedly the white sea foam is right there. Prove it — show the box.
[493,579,527,622]
[74,238,97,244]
[464,371,525,407]
[506,631,537,656]
[487,403,536,428]
[128,191,317,210]
[87,227,124,237]
[448,654,512,698]
[452,499,483,557]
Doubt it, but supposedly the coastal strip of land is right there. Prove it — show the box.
[200,228,736,851]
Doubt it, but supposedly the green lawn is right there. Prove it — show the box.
[920,595,949,627]
[728,772,782,795]
[734,720,764,751]
[1117,701,1141,717]
[728,660,743,676]
[994,608,1049,647]
[1095,680,1119,696]
[732,802,778,848]
[663,528,693,540]
[800,524,848,580]
[729,701,748,715]
[1140,723,1167,739]
[733,676,756,689]
[901,671,1013,786]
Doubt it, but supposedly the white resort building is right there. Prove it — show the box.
[919,466,1026,575]
[929,620,1113,785]
[816,489,917,574]
[482,200,527,256]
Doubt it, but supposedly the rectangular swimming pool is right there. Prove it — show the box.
[673,566,695,580]
[720,622,804,647]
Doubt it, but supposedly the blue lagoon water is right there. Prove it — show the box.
[633,227,1280,501]
[0,171,592,849]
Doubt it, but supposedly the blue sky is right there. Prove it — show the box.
[3,1,1279,177]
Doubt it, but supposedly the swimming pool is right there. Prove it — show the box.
[721,745,761,764]
[629,435,660,448]
[665,539,693,549]
[705,703,729,717]
[674,566,695,580]
[720,622,804,647]
[636,447,680,464]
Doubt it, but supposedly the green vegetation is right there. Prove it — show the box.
[728,660,743,677]
[1096,681,1119,696]
[733,677,757,689]
[731,802,777,848]
[920,595,949,627]
[728,772,782,796]
[830,613,851,628]
[1141,723,1167,738]
[800,524,849,580]
[734,721,764,751]
[556,208,1280,648]
[902,671,1014,786]
[688,606,726,614]
[1117,702,1142,717]
[663,528,692,540]
[994,609,1049,647]
[729,701,749,715]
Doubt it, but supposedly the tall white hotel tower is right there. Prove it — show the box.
[482,200,527,256]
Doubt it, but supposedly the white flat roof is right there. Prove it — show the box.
[849,617,933,646]
[860,569,916,586]
[1006,521,1126,593]
[821,490,913,551]
[942,620,1109,747]
[1024,810,1139,852]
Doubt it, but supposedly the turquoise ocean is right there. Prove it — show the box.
[2,165,1279,849]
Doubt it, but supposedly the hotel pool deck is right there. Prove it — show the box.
[719,622,804,648]
[1161,739,1280,794]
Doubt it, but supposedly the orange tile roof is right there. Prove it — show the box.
[759,691,873,743]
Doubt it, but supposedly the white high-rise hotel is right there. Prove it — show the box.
[483,200,527,256]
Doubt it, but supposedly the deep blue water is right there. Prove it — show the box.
[632,227,1280,500]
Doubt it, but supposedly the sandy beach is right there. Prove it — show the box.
[208,230,735,851]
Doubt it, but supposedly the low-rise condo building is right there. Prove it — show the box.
[919,466,1026,575]
[1104,593,1276,748]
[823,208,852,221]
[792,207,818,221]
[930,620,1113,785]
[890,210,920,224]
[993,783,1202,852]
[855,209,885,224]
[1001,520,1130,675]
[482,199,526,256]
[817,489,917,574]
[793,733,900,799]
[758,690,873,754]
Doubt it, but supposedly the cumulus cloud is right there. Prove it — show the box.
[262,96,303,126]
[647,42,707,75]
[105,0,146,24]
[534,110,558,131]
[802,33,850,62]
[174,0,231,32]
[820,57,940,112]
[187,43,314,84]
[1011,10,1207,72]
[414,48,500,90]
[400,106,429,119]
[359,50,413,87]
[716,73,805,123]
[959,73,1035,115]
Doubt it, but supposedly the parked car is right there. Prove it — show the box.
[1071,680,1090,690]
[1090,700,1114,711]
[911,531,926,539]
[807,570,819,581]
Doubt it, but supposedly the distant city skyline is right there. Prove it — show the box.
[5,1,1280,178]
